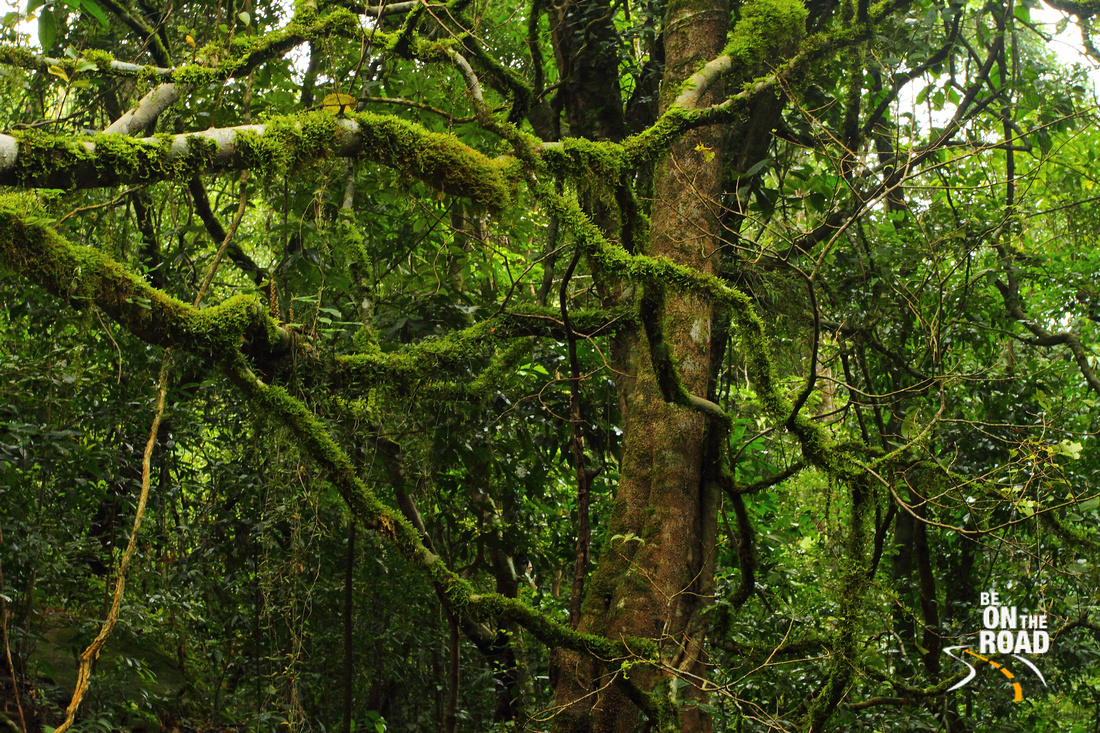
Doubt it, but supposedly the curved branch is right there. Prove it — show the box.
[104,83,184,136]
[0,112,515,211]
[0,203,290,357]
[994,277,1100,396]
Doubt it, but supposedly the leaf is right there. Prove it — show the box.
[185,33,196,48]
[237,10,250,26]
[742,156,770,178]
[1035,389,1052,412]
[322,93,357,115]
[79,0,108,26]
[1053,440,1083,460]
[38,7,57,51]
[47,64,69,82]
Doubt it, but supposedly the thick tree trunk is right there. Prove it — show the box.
[551,0,728,730]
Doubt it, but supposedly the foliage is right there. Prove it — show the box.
[0,0,1100,731]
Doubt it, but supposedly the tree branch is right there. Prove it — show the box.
[104,83,184,136]
[0,112,515,211]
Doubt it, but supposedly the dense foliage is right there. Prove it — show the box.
[2,0,1100,730]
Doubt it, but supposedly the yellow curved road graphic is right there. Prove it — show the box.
[964,649,1023,702]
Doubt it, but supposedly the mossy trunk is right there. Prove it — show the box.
[550,0,728,730]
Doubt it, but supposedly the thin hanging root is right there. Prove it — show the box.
[55,359,171,732]
[56,172,250,731]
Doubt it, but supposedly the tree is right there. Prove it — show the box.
[2,0,1100,730]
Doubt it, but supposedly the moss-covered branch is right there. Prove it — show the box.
[0,45,173,80]
[0,8,452,87]
[0,112,516,211]
[672,0,806,109]
[0,199,288,357]
[334,306,634,390]
[0,196,637,401]
[222,353,662,667]
[0,195,663,682]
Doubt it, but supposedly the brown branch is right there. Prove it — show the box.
[187,178,265,285]
[561,248,594,629]
[994,278,1100,396]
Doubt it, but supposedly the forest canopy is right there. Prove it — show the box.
[2,0,1100,730]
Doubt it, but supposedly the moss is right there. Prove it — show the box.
[8,127,225,188]
[9,130,95,186]
[0,44,39,68]
[348,111,514,212]
[82,48,115,71]
[621,106,702,168]
[0,204,284,358]
[724,0,808,73]
[171,62,220,85]
[90,133,163,180]
[337,319,496,390]
[165,133,220,179]
[542,138,627,181]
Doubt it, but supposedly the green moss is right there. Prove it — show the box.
[542,138,627,181]
[90,133,163,179]
[348,111,514,212]
[0,44,39,68]
[9,127,225,188]
[725,0,808,72]
[9,130,95,185]
[171,62,219,85]
[165,133,220,179]
[0,205,285,358]
[621,106,702,168]
[81,48,116,71]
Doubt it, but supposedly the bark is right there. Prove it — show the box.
[551,0,728,729]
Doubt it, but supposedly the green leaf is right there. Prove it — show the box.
[1052,440,1083,460]
[1036,389,1052,412]
[237,10,250,26]
[79,0,108,26]
[38,7,57,51]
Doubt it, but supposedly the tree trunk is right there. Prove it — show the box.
[551,0,728,730]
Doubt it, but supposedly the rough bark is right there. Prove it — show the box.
[551,0,728,729]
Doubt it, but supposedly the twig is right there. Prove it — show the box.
[56,174,250,732]
[0,527,27,733]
